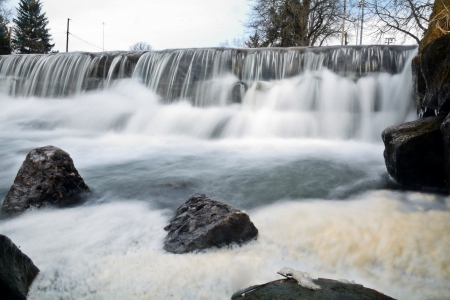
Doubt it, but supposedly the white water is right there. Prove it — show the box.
[0,47,449,299]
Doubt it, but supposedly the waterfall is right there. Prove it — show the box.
[3,45,449,300]
[0,45,417,141]
[0,52,140,97]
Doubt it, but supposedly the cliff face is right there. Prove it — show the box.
[384,1,450,194]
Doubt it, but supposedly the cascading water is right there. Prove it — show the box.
[0,45,417,141]
[0,46,449,300]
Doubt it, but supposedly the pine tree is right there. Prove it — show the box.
[12,0,54,54]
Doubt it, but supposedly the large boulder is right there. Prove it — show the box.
[2,146,90,214]
[420,34,450,112]
[382,116,446,191]
[231,278,395,300]
[164,193,258,254]
[0,235,39,300]
[412,0,450,115]
[441,113,450,193]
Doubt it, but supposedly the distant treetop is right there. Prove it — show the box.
[129,42,153,51]
[12,0,54,54]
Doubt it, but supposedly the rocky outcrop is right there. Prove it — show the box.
[164,193,258,254]
[441,113,450,193]
[231,278,395,300]
[0,235,39,300]
[419,0,450,53]
[382,116,446,191]
[412,0,450,115]
[383,1,450,193]
[420,34,450,112]
[2,146,90,214]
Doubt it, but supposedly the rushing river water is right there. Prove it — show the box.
[0,46,449,300]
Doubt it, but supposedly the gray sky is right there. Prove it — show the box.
[7,0,251,52]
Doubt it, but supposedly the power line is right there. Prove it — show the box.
[69,19,134,48]
[69,33,104,51]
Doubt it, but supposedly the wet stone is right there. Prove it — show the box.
[164,193,258,254]
[382,116,446,191]
[231,278,395,300]
[0,235,39,300]
[2,145,90,214]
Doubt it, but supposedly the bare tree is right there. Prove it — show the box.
[218,37,247,48]
[129,42,153,51]
[244,0,348,47]
[364,0,433,44]
[0,0,11,54]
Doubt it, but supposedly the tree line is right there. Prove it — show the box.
[0,0,437,55]
[0,0,53,55]
[227,0,433,47]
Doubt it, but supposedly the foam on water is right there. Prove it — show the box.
[1,191,449,300]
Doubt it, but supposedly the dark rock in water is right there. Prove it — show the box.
[164,193,258,254]
[441,113,450,194]
[231,278,395,300]
[232,82,246,103]
[0,235,39,300]
[2,146,90,214]
[420,34,450,113]
[382,116,446,191]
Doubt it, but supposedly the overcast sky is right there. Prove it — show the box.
[7,0,251,52]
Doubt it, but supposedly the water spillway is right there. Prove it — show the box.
[0,46,415,99]
[0,45,417,141]
[1,45,448,300]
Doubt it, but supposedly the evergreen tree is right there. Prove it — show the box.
[12,0,54,54]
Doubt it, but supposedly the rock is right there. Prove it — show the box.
[411,55,435,117]
[2,146,90,214]
[441,113,450,193]
[232,82,246,103]
[231,278,395,300]
[164,193,258,254]
[382,116,446,192]
[419,0,450,53]
[412,0,450,115]
[0,235,39,300]
[420,34,450,113]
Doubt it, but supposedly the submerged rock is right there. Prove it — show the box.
[2,146,90,214]
[164,193,258,254]
[382,116,446,191]
[0,235,39,300]
[231,278,395,300]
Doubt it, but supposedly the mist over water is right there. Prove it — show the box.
[0,46,449,299]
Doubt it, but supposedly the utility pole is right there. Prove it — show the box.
[66,18,70,52]
[359,0,365,45]
[102,22,106,51]
[341,0,347,45]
